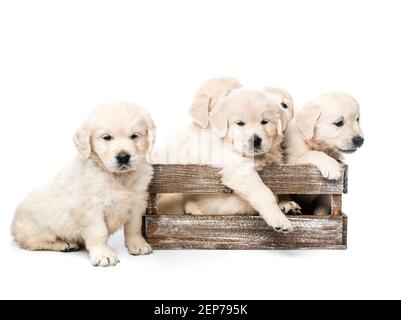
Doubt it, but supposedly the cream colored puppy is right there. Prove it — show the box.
[156,81,294,232]
[11,103,155,267]
[263,86,301,214]
[285,92,364,215]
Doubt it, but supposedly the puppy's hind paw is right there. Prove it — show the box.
[184,202,204,216]
[279,201,302,215]
[61,242,83,252]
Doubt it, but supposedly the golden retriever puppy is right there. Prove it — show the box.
[11,103,155,267]
[186,86,300,217]
[285,92,364,215]
[156,83,294,232]
[262,86,301,214]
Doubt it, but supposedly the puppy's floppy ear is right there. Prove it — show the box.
[277,119,283,136]
[209,100,229,138]
[74,122,92,160]
[144,113,156,155]
[189,78,241,128]
[279,111,289,132]
[188,92,211,129]
[296,103,321,141]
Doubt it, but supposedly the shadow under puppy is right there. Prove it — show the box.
[11,103,155,267]
[285,92,364,215]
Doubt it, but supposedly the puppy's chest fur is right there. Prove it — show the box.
[100,173,144,234]
[307,139,343,160]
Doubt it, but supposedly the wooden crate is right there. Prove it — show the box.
[143,164,348,250]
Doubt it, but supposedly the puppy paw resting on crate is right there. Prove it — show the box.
[11,103,155,267]
[285,92,364,215]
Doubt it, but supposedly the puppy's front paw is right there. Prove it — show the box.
[279,201,302,215]
[126,237,153,256]
[318,158,342,180]
[89,247,120,267]
[263,207,294,233]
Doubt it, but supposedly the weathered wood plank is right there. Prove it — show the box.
[146,194,158,215]
[342,214,348,247]
[144,215,347,250]
[149,164,347,195]
[331,194,343,216]
[340,162,349,194]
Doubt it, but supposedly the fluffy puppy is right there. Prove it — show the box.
[156,82,294,232]
[11,103,155,267]
[285,92,364,215]
[262,86,301,214]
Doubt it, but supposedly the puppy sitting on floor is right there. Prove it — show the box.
[11,103,155,267]
[285,92,364,215]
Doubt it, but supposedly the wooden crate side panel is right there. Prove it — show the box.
[144,215,346,250]
[342,214,348,248]
[149,164,347,194]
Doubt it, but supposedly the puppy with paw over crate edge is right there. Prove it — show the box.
[11,103,155,267]
[285,92,364,215]
[157,78,298,232]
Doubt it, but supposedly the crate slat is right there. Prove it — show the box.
[144,214,347,250]
[149,164,347,195]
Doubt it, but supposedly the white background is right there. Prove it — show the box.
[0,0,400,300]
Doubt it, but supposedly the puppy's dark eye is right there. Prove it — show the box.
[334,120,344,127]
[131,134,139,140]
[261,120,269,125]
[236,121,246,127]
[102,135,113,141]
[281,103,289,109]
[357,117,360,122]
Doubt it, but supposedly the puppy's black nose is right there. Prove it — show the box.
[352,136,364,148]
[116,152,131,165]
[252,134,263,149]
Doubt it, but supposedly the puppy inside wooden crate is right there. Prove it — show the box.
[153,78,299,233]
[284,92,363,215]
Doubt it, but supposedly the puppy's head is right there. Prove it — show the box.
[189,77,242,128]
[263,87,294,131]
[209,89,283,157]
[296,92,364,154]
[74,103,155,173]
